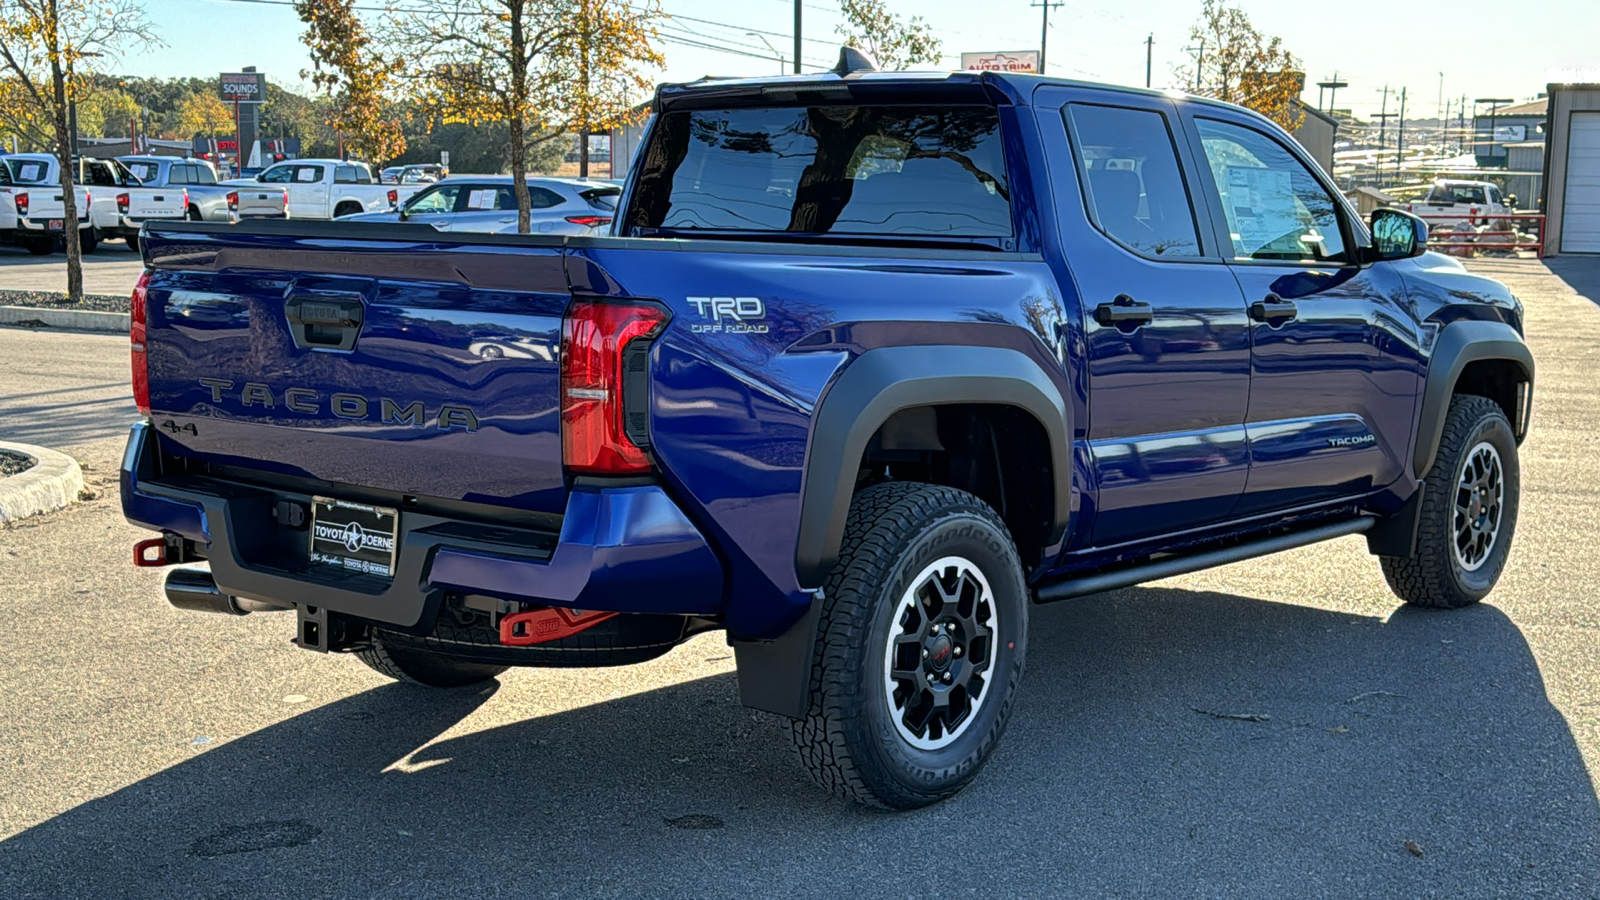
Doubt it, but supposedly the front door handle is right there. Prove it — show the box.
[1094,295,1154,327]
[1249,294,1298,324]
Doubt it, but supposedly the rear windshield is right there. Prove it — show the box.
[625,105,1011,238]
[5,159,50,184]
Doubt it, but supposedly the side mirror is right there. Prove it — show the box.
[1370,207,1428,261]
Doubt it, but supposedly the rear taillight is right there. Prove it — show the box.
[131,270,151,415]
[226,190,238,211]
[116,192,130,214]
[15,192,26,215]
[560,300,669,475]
[387,189,398,206]
[565,215,613,228]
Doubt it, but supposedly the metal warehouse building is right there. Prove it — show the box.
[1543,84,1600,255]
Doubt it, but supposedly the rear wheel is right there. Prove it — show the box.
[786,482,1028,809]
[23,238,52,256]
[333,202,363,218]
[1381,394,1520,608]
[126,234,140,253]
[79,227,99,254]
[186,205,203,222]
[355,631,510,688]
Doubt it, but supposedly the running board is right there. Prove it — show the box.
[1034,516,1377,603]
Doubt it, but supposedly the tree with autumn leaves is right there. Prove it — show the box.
[0,0,157,302]
[1177,0,1304,132]
[382,0,663,233]
[294,0,405,164]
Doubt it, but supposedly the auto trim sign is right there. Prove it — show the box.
[960,51,1039,73]
[219,72,267,103]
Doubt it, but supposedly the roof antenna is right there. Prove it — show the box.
[832,46,879,76]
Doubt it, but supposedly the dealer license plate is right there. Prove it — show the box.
[47,219,62,231]
[309,497,398,578]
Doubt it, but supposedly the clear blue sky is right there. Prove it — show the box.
[115,0,1597,121]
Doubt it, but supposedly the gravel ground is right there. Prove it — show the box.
[0,290,130,312]
[0,449,36,477]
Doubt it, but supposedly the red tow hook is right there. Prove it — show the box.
[133,537,169,567]
[499,607,617,646]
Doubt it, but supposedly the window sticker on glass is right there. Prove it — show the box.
[466,189,495,210]
[16,162,44,182]
[1222,166,1295,253]
[296,167,319,182]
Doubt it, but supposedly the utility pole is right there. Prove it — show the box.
[793,0,801,74]
[1371,85,1395,188]
[1317,73,1347,114]
[1032,0,1064,73]
[1437,72,1444,124]
[1476,97,1514,165]
[1187,38,1205,91]
[1396,87,1408,173]
[1145,33,1154,88]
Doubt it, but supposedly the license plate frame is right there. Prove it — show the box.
[309,497,399,578]
[46,219,62,232]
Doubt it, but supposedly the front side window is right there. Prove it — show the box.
[627,104,1012,238]
[258,165,293,184]
[126,161,161,184]
[1066,104,1201,258]
[1195,118,1346,262]
[405,185,461,214]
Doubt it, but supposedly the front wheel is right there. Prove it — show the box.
[786,482,1028,809]
[1381,394,1520,608]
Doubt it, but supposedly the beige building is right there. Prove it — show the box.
[1541,84,1600,254]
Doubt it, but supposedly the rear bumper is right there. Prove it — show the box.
[17,216,89,233]
[120,422,723,629]
[111,214,184,238]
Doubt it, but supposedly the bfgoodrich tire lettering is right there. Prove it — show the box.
[786,482,1028,809]
[1381,394,1520,608]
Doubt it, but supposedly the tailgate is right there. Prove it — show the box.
[235,186,287,217]
[125,187,184,219]
[140,224,571,516]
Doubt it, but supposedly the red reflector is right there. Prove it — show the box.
[561,300,668,474]
[131,270,151,415]
[133,537,167,567]
[499,608,617,646]
[564,215,613,228]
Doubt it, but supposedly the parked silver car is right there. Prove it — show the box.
[338,176,620,234]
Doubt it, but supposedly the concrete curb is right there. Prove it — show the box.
[0,441,84,526]
[0,305,129,333]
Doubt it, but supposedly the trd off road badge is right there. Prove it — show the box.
[687,296,770,335]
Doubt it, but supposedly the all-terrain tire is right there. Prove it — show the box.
[1381,394,1520,608]
[785,482,1028,809]
[24,238,53,256]
[355,631,510,687]
[126,233,140,253]
[80,227,98,254]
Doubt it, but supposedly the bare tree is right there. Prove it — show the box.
[0,0,159,301]
[835,0,941,70]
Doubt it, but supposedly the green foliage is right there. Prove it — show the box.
[835,0,942,70]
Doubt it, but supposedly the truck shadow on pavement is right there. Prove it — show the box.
[1546,256,1600,307]
[3,587,1596,898]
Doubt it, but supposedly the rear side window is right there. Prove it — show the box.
[1065,104,1201,258]
[627,105,1011,238]
[191,165,216,185]
[126,161,161,184]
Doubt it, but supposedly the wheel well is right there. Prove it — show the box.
[858,404,1054,566]
[333,201,363,217]
[1454,358,1530,439]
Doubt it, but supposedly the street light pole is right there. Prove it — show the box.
[749,33,785,74]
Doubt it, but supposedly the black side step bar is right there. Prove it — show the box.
[1034,516,1377,603]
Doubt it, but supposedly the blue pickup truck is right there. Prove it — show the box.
[122,54,1533,809]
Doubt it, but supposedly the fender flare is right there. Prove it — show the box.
[1413,319,1534,480]
[793,344,1073,587]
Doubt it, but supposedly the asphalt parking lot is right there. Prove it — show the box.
[0,258,1596,898]
[0,242,145,298]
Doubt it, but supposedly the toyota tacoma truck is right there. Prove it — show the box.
[119,156,290,228]
[121,53,1534,810]
[0,154,91,254]
[224,158,414,220]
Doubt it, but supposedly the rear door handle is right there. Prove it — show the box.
[1249,293,1298,324]
[1094,295,1154,326]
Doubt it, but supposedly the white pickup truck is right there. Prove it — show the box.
[1402,179,1513,229]
[225,159,417,220]
[76,156,188,251]
[0,154,91,255]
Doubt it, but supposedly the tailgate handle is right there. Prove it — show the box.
[284,293,364,351]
